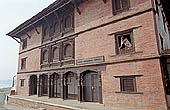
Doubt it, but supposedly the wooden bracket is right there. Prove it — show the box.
[32,25,40,34]
[73,0,81,15]
[76,7,81,15]
[24,29,31,38]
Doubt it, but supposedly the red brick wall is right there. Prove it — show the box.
[16,74,30,95]
[102,59,167,110]
[75,10,158,62]
[18,26,42,72]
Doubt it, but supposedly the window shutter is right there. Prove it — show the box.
[122,78,135,92]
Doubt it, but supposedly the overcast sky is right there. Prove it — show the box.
[0,0,56,80]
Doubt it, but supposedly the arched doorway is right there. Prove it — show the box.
[39,74,48,96]
[29,75,37,95]
[81,71,101,102]
[50,73,61,98]
[64,72,78,99]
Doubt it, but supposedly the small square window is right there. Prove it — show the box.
[112,0,130,15]
[120,77,136,92]
[22,39,27,49]
[21,58,26,70]
[20,79,25,87]
[115,30,135,54]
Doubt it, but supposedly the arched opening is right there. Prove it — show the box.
[64,44,72,58]
[80,70,101,103]
[64,72,78,100]
[52,47,59,61]
[39,74,48,96]
[30,75,37,95]
[54,21,60,34]
[42,50,48,62]
[43,25,48,39]
[49,73,61,98]
[65,16,72,29]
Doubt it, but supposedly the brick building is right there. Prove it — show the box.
[6,0,170,109]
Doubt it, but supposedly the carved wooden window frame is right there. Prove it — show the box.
[53,19,61,37]
[61,9,74,34]
[112,0,130,15]
[42,24,49,41]
[115,30,135,55]
[49,20,55,37]
[41,48,49,64]
[51,45,60,62]
[62,40,74,60]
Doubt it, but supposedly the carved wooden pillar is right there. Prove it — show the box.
[37,74,40,97]
[50,75,53,98]
[77,71,81,101]
[60,74,64,99]
[63,74,67,100]
[48,74,51,98]
[28,76,31,96]
[98,72,103,104]
[80,74,84,102]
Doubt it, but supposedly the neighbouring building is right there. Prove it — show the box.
[6,0,170,109]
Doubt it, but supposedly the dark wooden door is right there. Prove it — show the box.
[84,72,99,102]
[30,75,37,95]
[42,75,48,95]
[91,74,99,102]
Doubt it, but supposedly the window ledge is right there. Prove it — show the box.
[115,91,143,94]
[110,51,143,57]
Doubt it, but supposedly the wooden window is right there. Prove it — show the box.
[112,0,130,14]
[49,23,54,37]
[120,77,136,92]
[115,30,135,54]
[65,16,71,29]
[160,35,164,50]
[21,58,26,70]
[54,20,60,34]
[42,50,48,63]
[64,14,74,33]
[64,44,72,58]
[20,79,25,87]
[22,38,27,49]
[42,25,49,40]
[52,47,60,61]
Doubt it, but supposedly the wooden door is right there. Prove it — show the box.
[42,75,48,95]
[91,74,99,102]
[30,75,37,95]
[84,72,99,102]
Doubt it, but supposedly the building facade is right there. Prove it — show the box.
[7,0,170,109]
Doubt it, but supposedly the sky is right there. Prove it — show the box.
[0,0,56,80]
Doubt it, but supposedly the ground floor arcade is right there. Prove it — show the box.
[28,69,103,104]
